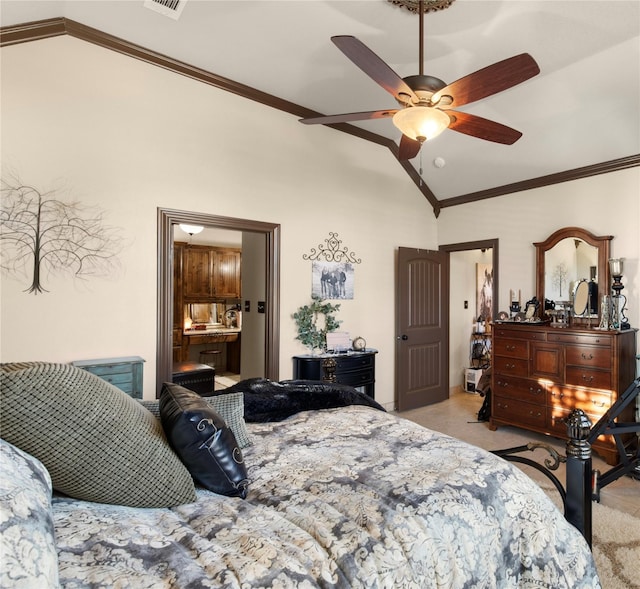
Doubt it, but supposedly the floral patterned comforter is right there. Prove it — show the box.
[52,406,600,588]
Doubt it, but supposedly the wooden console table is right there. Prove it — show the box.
[292,350,377,399]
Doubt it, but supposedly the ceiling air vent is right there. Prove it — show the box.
[143,0,187,20]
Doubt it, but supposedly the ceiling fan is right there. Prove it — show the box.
[300,0,540,160]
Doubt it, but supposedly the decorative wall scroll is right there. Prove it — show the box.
[303,232,361,301]
[303,232,361,264]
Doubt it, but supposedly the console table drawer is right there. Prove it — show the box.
[292,350,377,399]
[337,368,375,388]
[334,353,375,374]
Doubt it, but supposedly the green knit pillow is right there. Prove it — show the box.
[140,391,253,449]
[0,363,196,508]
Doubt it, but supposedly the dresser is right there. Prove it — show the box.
[491,324,637,465]
[292,350,377,399]
[71,356,145,399]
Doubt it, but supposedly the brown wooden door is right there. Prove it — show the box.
[396,247,449,411]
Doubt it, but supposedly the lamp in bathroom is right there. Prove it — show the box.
[608,258,630,330]
[179,224,204,236]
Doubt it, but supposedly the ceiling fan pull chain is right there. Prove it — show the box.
[419,150,424,186]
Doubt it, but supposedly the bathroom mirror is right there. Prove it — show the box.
[534,227,612,324]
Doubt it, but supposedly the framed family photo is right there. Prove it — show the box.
[312,261,354,300]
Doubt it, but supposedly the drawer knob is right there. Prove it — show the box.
[592,400,606,408]
[552,392,565,399]
[581,374,594,383]
[506,345,515,351]
[581,353,594,361]
[506,363,515,369]
[529,387,543,395]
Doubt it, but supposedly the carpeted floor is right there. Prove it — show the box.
[538,481,640,589]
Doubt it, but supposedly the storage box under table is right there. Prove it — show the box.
[172,361,216,396]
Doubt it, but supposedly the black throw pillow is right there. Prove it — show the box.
[159,382,249,498]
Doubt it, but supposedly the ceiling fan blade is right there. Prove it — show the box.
[332,35,419,104]
[300,109,396,125]
[447,110,523,144]
[398,135,422,160]
[433,53,540,108]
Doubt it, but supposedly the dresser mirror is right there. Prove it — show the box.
[534,227,612,324]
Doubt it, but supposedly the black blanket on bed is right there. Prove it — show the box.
[223,378,385,422]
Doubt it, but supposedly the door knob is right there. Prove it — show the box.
[398,334,408,340]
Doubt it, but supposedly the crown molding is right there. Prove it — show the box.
[2,17,638,218]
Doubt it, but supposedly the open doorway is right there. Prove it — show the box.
[440,239,498,394]
[174,225,246,388]
[156,208,280,397]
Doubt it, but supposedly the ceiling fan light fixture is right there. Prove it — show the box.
[392,106,450,142]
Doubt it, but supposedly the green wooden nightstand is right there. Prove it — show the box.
[71,356,145,399]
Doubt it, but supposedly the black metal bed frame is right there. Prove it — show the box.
[493,377,640,547]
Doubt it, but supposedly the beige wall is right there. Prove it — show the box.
[2,35,638,409]
[439,167,640,385]
[0,36,437,407]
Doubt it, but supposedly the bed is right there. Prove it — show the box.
[1,363,601,588]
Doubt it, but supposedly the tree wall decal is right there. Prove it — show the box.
[1,177,123,294]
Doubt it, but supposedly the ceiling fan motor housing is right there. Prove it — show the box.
[401,75,451,107]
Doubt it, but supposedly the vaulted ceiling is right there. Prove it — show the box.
[2,0,639,216]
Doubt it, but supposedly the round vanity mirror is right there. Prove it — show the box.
[573,279,590,316]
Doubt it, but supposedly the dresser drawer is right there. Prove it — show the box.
[493,327,547,341]
[493,356,528,377]
[565,366,612,390]
[548,407,609,439]
[493,395,546,428]
[546,332,612,347]
[548,386,612,414]
[565,345,611,369]
[71,356,144,399]
[492,338,528,359]
[493,375,546,403]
